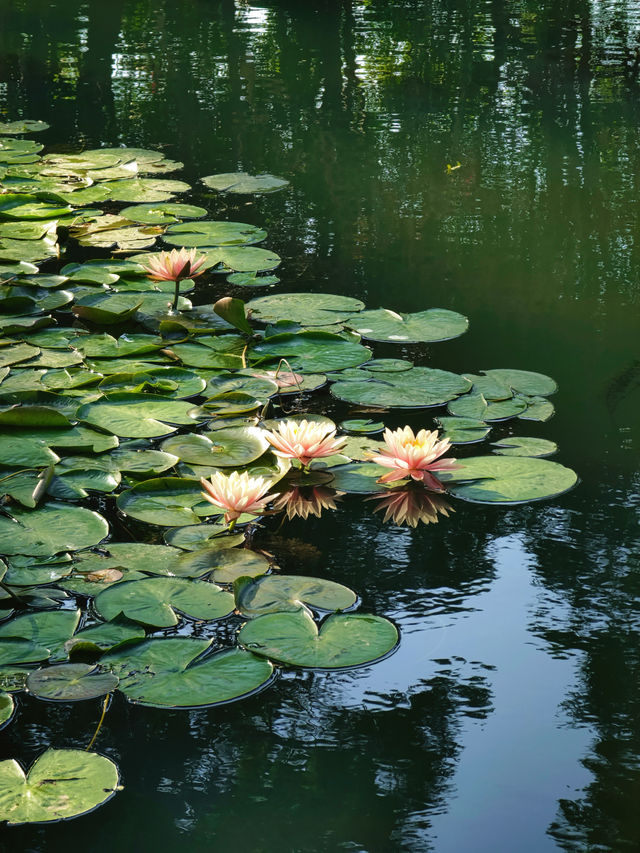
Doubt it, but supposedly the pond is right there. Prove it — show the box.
[0,0,639,850]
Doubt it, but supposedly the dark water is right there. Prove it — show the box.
[1,1,640,850]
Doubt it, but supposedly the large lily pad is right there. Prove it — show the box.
[439,456,578,503]
[164,220,267,247]
[447,392,527,421]
[202,172,288,194]
[331,367,471,409]
[26,663,118,701]
[116,477,215,525]
[162,426,268,467]
[0,609,81,659]
[101,178,190,202]
[346,308,468,343]
[251,331,371,373]
[483,369,557,396]
[120,203,207,224]
[239,609,398,669]
[0,748,120,825]
[0,503,108,556]
[103,638,274,708]
[246,293,365,326]
[237,575,357,617]
[77,392,200,438]
[175,547,271,582]
[491,436,558,457]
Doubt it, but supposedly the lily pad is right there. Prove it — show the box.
[175,547,271,582]
[101,178,190,203]
[163,427,268,467]
[72,293,144,324]
[246,293,364,326]
[0,504,108,556]
[26,663,118,701]
[436,416,491,444]
[483,369,557,397]
[447,392,528,421]
[0,692,14,729]
[327,462,391,493]
[203,246,281,273]
[491,437,558,457]
[439,456,578,503]
[77,393,200,438]
[0,748,120,825]
[202,172,289,194]
[104,638,274,708]
[237,575,357,617]
[0,609,81,659]
[116,477,215,526]
[164,523,244,551]
[346,308,468,343]
[0,119,49,134]
[239,608,398,669]
[120,203,207,224]
[340,419,385,435]
[94,577,234,627]
[0,638,50,665]
[164,220,267,247]
[518,396,555,422]
[251,331,371,373]
[331,367,471,409]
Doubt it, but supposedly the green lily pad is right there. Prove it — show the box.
[0,692,14,729]
[331,367,471,409]
[246,293,364,326]
[0,433,59,466]
[346,308,468,343]
[202,172,289,194]
[0,610,80,659]
[163,427,268,467]
[518,396,555,422]
[237,575,357,617]
[0,748,120,825]
[482,369,557,396]
[175,547,270,582]
[0,638,50,665]
[71,542,182,578]
[164,220,267,247]
[0,194,71,220]
[66,620,145,653]
[0,120,49,134]
[72,293,144,324]
[77,392,200,438]
[95,577,234,627]
[447,392,528,421]
[327,462,391,494]
[101,178,190,202]
[251,331,371,373]
[226,272,280,287]
[239,608,398,669]
[26,663,118,701]
[116,477,215,526]
[3,555,72,586]
[462,373,512,401]
[491,437,558,457]
[0,503,108,556]
[202,246,281,273]
[340,419,385,435]
[439,456,578,503]
[22,425,118,454]
[110,443,179,475]
[164,523,244,551]
[170,337,247,370]
[98,367,205,399]
[436,416,491,444]
[119,203,207,224]
[103,638,274,708]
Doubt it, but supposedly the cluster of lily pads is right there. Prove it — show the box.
[0,119,577,825]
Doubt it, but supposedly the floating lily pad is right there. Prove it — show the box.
[327,462,391,493]
[346,308,468,343]
[110,443,179,475]
[120,203,207,224]
[66,620,145,653]
[340,419,385,435]
[116,477,215,526]
[436,416,491,444]
[103,638,274,708]
[226,272,280,287]
[0,692,14,729]
[101,178,190,202]
[246,293,364,326]
[518,396,555,422]
[237,575,357,617]
[0,638,50,665]
[26,663,118,702]
[203,246,281,273]
[0,748,120,825]
[491,437,558,457]
[164,220,267,247]
[252,331,371,373]
[239,608,398,669]
[483,369,557,397]
[77,392,200,438]
[463,373,512,401]
[202,172,289,194]
[94,577,234,627]
[72,292,143,324]
[175,547,270,582]
[0,119,49,134]
[0,609,80,659]
[439,456,578,503]
[331,367,471,409]
[164,523,243,551]
[163,427,268,467]
[0,194,71,220]
[0,504,108,556]
[447,392,527,421]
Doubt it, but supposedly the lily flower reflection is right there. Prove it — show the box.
[141,247,207,311]
[272,486,343,520]
[200,470,274,531]
[368,487,454,527]
[368,426,458,489]
[265,419,346,469]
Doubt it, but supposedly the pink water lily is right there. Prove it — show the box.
[368,488,453,527]
[265,419,346,468]
[141,247,207,311]
[272,486,342,520]
[368,426,458,488]
[200,470,274,529]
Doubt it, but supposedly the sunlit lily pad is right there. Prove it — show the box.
[436,416,491,444]
[202,172,289,194]
[340,419,385,435]
[0,748,120,825]
[239,608,398,669]
[482,369,557,396]
[237,575,357,617]
[164,523,244,551]
[162,427,268,467]
[327,462,391,493]
[203,246,281,273]
[447,392,527,421]
[101,178,190,202]
[72,292,144,324]
[0,504,108,556]
[0,609,80,659]
[0,119,49,134]
[0,692,14,729]
[346,308,468,343]
[26,663,118,702]
[0,194,71,220]
[120,203,207,224]
[77,392,200,438]
[104,638,274,708]
[116,477,215,525]
[439,456,577,503]
[491,437,558,457]
[251,331,371,373]
[175,547,270,582]
[331,367,471,409]
[0,638,50,665]
[164,220,267,247]
[518,396,555,422]
[95,577,234,628]
[246,293,364,326]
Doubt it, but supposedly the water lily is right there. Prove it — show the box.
[272,486,342,520]
[141,247,207,311]
[368,487,453,527]
[200,470,274,530]
[368,426,458,488]
[265,419,346,469]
